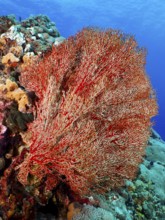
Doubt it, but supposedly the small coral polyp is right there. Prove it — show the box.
[19,28,157,197]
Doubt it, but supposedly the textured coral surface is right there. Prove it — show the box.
[18,28,157,197]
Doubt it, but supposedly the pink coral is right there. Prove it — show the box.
[18,28,157,197]
[0,100,9,140]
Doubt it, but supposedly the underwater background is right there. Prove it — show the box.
[0,1,165,220]
[0,0,165,139]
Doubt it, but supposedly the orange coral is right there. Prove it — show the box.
[9,45,23,58]
[18,28,157,197]
[1,52,19,67]
[67,202,82,220]
[0,79,30,112]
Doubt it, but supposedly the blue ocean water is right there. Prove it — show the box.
[0,0,165,139]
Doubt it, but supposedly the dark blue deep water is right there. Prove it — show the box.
[1,0,165,139]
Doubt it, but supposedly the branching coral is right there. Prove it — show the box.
[18,28,157,197]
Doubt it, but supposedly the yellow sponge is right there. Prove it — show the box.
[0,79,30,112]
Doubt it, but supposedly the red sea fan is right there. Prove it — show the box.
[18,28,157,196]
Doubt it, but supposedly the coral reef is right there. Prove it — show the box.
[0,15,65,219]
[72,130,165,220]
[0,14,162,220]
[0,15,17,35]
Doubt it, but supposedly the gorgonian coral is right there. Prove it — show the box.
[18,28,157,197]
